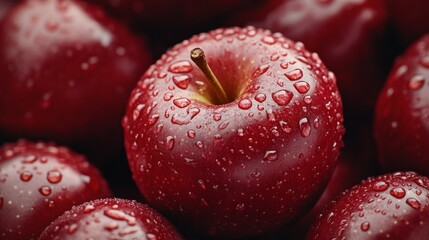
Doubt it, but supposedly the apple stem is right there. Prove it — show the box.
[191,48,229,103]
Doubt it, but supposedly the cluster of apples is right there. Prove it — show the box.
[1,0,429,239]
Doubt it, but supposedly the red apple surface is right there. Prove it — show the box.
[0,0,17,20]
[0,140,112,240]
[374,35,429,176]
[229,0,388,113]
[123,26,344,238]
[307,171,429,239]
[0,0,151,150]
[387,0,429,46]
[39,198,183,240]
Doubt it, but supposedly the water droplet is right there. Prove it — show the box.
[299,118,311,137]
[263,150,278,161]
[372,181,389,192]
[22,155,37,163]
[271,53,279,61]
[47,170,62,184]
[187,130,196,138]
[213,113,222,121]
[165,136,175,150]
[45,21,59,31]
[254,93,266,103]
[280,62,289,69]
[236,203,245,212]
[163,92,173,101]
[414,178,429,189]
[173,98,191,108]
[39,186,52,196]
[168,60,193,73]
[304,96,312,104]
[104,209,136,226]
[237,128,244,136]
[266,109,276,121]
[313,117,321,129]
[408,75,425,90]
[360,221,370,232]
[147,114,160,126]
[251,171,261,178]
[104,222,119,231]
[279,121,292,133]
[20,171,33,182]
[253,64,270,77]
[195,141,204,148]
[262,36,275,45]
[198,179,206,190]
[68,224,78,234]
[293,81,310,94]
[420,56,429,68]
[83,204,95,213]
[285,69,303,81]
[218,121,229,130]
[238,99,252,109]
[173,75,191,89]
[390,187,406,199]
[214,134,222,143]
[406,198,421,210]
[272,90,293,106]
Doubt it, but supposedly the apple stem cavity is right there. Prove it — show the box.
[191,48,229,104]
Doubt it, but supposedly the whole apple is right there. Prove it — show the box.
[374,35,429,176]
[124,26,344,238]
[228,0,388,113]
[0,140,111,239]
[0,0,151,151]
[39,198,183,240]
[307,172,429,239]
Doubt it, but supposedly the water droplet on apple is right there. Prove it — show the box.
[406,198,421,210]
[104,209,136,226]
[238,99,252,109]
[360,221,370,232]
[285,69,303,81]
[254,93,266,103]
[104,222,119,231]
[218,121,229,130]
[164,92,173,101]
[184,158,196,166]
[168,60,193,73]
[171,113,190,125]
[214,134,222,143]
[195,141,204,148]
[371,181,389,191]
[198,179,206,190]
[47,170,62,183]
[420,56,429,68]
[270,54,280,61]
[253,64,270,77]
[272,90,293,106]
[293,81,310,94]
[414,178,429,189]
[187,130,196,138]
[156,124,164,133]
[304,95,312,104]
[45,21,59,32]
[390,187,406,199]
[165,136,175,150]
[173,75,191,89]
[237,128,244,136]
[250,171,261,178]
[39,186,52,196]
[408,75,425,90]
[236,203,245,212]
[147,114,160,126]
[68,224,78,234]
[279,121,292,133]
[173,98,191,108]
[83,204,95,213]
[262,36,276,45]
[299,118,311,137]
[213,113,222,121]
[22,155,37,163]
[263,150,278,161]
[20,171,33,182]
[280,62,289,69]
[266,109,276,122]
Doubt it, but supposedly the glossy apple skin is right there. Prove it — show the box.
[0,0,17,20]
[374,35,429,176]
[229,0,388,113]
[0,140,111,240]
[39,198,183,240]
[388,0,429,46]
[307,171,429,240]
[0,0,151,149]
[124,26,344,238]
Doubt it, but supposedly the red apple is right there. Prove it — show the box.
[387,0,429,46]
[0,140,111,239]
[228,0,388,113]
[123,26,344,238]
[307,171,429,239]
[374,35,429,176]
[39,198,183,240]
[0,0,17,20]
[0,0,152,151]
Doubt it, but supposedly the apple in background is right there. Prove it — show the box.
[123,26,344,238]
[374,35,429,176]
[39,198,183,240]
[0,140,111,239]
[387,0,429,46]
[228,0,388,114]
[307,171,429,239]
[0,0,17,21]
[0,0,152,155]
